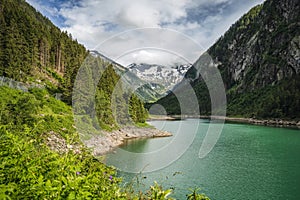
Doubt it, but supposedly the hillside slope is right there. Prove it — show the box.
[0,0,87,102]
[0,0,148,128]
[154,0,300,119]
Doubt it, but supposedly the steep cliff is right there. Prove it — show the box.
[207,0,299,91]
[154,0,300,119]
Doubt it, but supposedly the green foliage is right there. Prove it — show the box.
[152,77,211,116]
[236,5,262,30]
[0,1,211,198]
[0,86,127,199]
[95,64,119,130]
[0,127,126,199]
[147,182,174,200]
[227,75,300,119]
[187,188,210,200]
[147,91,181,115]
[95,64,148,130]
[0,0,148,128]
[156,74,300,120]
[0,0,87,103]
[0,86,39,126]
[0,86,211,199]
[123,180,174,200]
[129,94,148,124]
[122,175,210,200]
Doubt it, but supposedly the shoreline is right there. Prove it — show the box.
[204,116,300,129]
[223,117,300,129]
[148,115,300,129]
[83,126,172,156]
[84,115,299,156]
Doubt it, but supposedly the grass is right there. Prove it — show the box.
[135,122,154,128]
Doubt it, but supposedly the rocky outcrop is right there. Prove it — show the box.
[82,126,172,156]
[205,0,300,92]
[45,127,172,156]
[155,0,300,119]
[0,76,44,92]
[45,131,82,154]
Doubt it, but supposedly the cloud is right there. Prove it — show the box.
[26,0,64,25]
[26,0,265,66]
[120,50,188,66]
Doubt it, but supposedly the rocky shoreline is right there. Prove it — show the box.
[83,126,172,156]
[198,115,300,128]
[48,116,298,156]
[148,115,180,121]
[148,115,300,129]
[223,117,300,128]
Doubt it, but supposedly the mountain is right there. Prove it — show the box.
[127,63,192,94]
[154,0,300,119]
[91,51,167,102]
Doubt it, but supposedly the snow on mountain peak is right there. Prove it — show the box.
[126,63,192,92]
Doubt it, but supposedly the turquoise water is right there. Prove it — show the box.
[106,119,300,199]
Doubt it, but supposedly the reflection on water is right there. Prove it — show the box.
[120,139,149,153]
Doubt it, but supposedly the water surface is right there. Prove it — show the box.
[106,119,300,199]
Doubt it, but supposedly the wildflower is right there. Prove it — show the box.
[109,175,113,180]
[76,171,80,175]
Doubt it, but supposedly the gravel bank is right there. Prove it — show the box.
[83,126,172,156]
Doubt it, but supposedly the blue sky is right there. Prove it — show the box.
[26,0,264,66]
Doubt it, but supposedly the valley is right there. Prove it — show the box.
[0,0,299,199]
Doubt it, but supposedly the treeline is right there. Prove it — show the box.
[96,64,148,129]
[0,0,87,102]
[74,56,148,131]
[0,0,147,127]
[227,75,300,119]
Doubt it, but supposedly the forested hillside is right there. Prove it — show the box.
[0,0,147,128]
[0,0,87,102]
[155,0,300,119]
[0,1,155,199]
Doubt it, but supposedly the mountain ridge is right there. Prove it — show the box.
[127,62,192,96]
[154,0,300,119]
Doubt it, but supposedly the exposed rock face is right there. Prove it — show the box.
[205,0,300,92]
[127,63,191,94]
[155,0,300,119]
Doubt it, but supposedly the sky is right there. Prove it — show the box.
[26,0,265,66]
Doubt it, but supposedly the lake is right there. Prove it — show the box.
[106,119,300,199]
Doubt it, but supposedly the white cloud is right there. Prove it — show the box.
[120,50,187,66]
[26,0,265,66]
[116,3,160,27]
[26,0,60,23]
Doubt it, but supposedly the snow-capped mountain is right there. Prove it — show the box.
[90,50,166,102]
[89,50,192,101]
[127,63,192,92]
